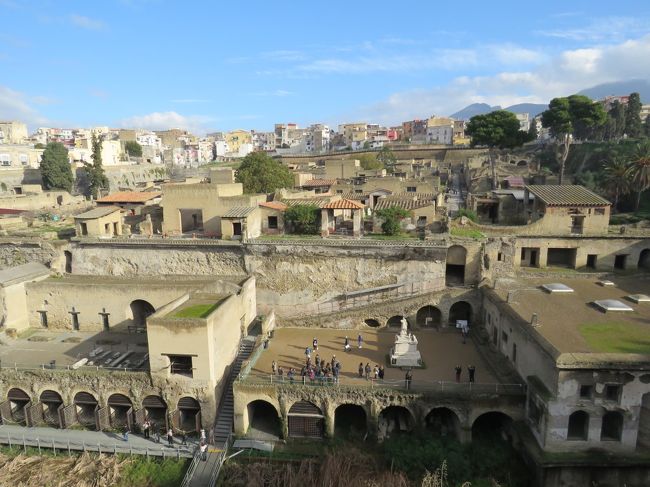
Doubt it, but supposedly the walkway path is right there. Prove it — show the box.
[446,172,465,218]
[0,424,195,458]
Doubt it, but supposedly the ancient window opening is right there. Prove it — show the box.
[601,411,623,441]
[38,310,48,328]
[267,216,278,229]
[99,308,110,331]
[579,385,593,399]
[614,254,628,270]
[567,411,589,440]
[169,355,193,378]
[605,385,621,402]
[586,254,597,269]
[69,307,80,331]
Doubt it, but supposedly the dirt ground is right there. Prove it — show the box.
[252,327,496,384]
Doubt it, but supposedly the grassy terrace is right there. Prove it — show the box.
[173,302,221,319]
[579,322,650,354]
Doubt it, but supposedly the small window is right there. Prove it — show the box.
[567,411,589,440]
[497,252,503,262]
[614,254,627,270]
[169,355,193,378]
[601,411,623,441]
[579,385,593,398]
[267,216,278,229]
[38,311,48,328]
[604,385,621,402]
[406,186,416,192]
[595,208,605,215]
[19,154,29,165]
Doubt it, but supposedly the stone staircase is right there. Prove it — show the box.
[184,336,256,487]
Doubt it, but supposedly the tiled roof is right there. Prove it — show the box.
[525,185,610,206]
[221,206,257,218]
[339,192,369,201]
[383,192,436,201]
[504,176,525,187]
[282,198,331,207]
[0,208,25,215]
[96,191,161,203]
[302,179,337,187]
[375,199,433,211]
[321,199,365,210]
[259,201,287,211]
[74,206,122,219]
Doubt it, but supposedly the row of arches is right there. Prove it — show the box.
[246,399,513,442]
[365,302,473,329]
[2,388,201,432]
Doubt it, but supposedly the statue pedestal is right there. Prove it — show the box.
[390,332,422,367]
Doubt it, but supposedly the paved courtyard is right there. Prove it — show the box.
[252,327,497,385]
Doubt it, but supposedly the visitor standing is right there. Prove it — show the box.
[364,362,371,380]
[358,362,364,378]
[455,365,462,383]
[313,337,318,350]
[344,336,350,352]
[357,334,363,349]
[271,360,277,375]
[123,426,129,442]
[167,428,174,447]
[405,369,413,390]
[200,428,206,442]
[378,365,385,380]
[200,440,208,461]
[278,366,284,381]
[305,347,311,359]
[373,364,379,380]
[468,365,476,383]
[181,431,188,446]
[143,420,150,439]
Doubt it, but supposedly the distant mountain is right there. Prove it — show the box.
[578,79,650,103]
[450,103,500,120]
[449,102,547,120]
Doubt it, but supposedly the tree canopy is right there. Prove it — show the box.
[124,140,143,157]
[377,146,397,166]
[82,134,109,198]
[358,153,383,170]
[284,204,319,234]
[625,92,643,138]
[375,206,411,235]
[465,110,531,149]
[235,152,294,194]
[541,95,606,183]
[40,142,73,192]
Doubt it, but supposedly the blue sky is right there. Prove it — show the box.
[1,0,650,133]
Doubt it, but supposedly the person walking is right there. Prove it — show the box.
[271,360,277,375]
[305,347,311,359]
[288,367,295,382]
[344,336,350,352]
[167,428,174,447]
[378,365,385,380]
[373,364,379,380]
[358,362,364,378]
[200,428,206,442]
[143,420,150,439]
[455,365,462,383]
[313,337,318,351]
[315,354,320,367]
[181,431,188,446]
[200,440,208,461]
[468,365,476,383]
[405,369,413,390]
[364,362,371,380]
[357,334,363,349]
[278,366,284,381]
[123,426,130,442]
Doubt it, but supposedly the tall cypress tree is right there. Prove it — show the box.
[625,92,643,138]
[83,134,109,198]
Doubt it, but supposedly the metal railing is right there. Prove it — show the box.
[238,341,266,380]
[0,362,147,374]
[180,447,201,487]
[0,431,193,458]
[239,373,525,395]
[208,433,232,486]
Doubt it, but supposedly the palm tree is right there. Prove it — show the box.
[601,157,632,211]
[628,142,650,211]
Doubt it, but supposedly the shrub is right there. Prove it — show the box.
[284,204,319,234]
[457,208,478,222]
[375,207,412,235]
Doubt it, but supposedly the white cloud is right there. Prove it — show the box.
[349,34,650,124]
[0,85,49,127]
[119,111,215,134]
[537,17,648,42]
[69,14,106,31]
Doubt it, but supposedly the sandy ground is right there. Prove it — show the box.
[252,327,496,384]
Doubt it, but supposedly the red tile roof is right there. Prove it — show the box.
[96,191,161,204]
[321,199,365,210]
[259,201,287,211]
[302,179,337,187]
[0,208,25,215]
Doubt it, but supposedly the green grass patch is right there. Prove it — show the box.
[450,227,484,239]
[579,321,650,354]
[363,233,418,240]
[116,457,188,487]
[173,302,221,319]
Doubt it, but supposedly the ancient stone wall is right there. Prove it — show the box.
[0,239,67,271]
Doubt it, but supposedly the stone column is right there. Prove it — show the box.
[320,209,330,237]
[352,209,362,237]
[458,426,472,444]
[538,246,548,268]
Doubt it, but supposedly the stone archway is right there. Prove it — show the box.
[40,390,63,427]
[334,404,367,437]
[472,411,513,442]
[446,245,467,286]
[378,406,414,439]
[387,315,407,328]
[7,388,30,424]
[73,391,98,429]
[639,249,650,270]
[425,407,461,440]
[247,400,282,439]
[448,301,472,327]
[142,395,168,428]
[107,393,133,428]
[365,319,381,328]
[637,392,650,450]
[416,305,442,328]
[129,300,155,328]
[176,396,202,432]
[288,400,324,438]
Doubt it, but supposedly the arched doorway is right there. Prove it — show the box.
[73,392,98,429]
[40,390,64,427]
[365,319,380,328]
[639,249,650,270]
[176,397,201,432]
[335,404,367,437]
[142,395,168,430]
[108,393,133,428]
[448,301,472,327]
[64,251,72,274]
[601,411,623,441]
[416,305,442,327]
[446,245,467,286]
[378,406,414,439]
[129,300,155,328]
[288,401,324,438]
[7,388,30,424]
[387,315,407,328]
[425,407,461,440]
[472,411,513,442]
[567,410,589,441]
[247,400,281,439]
